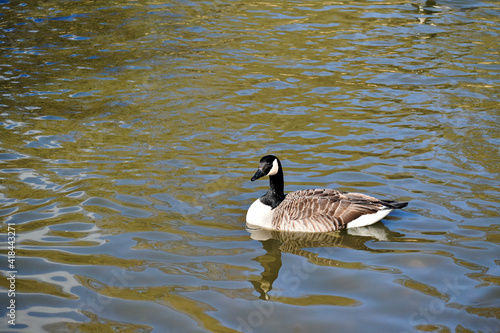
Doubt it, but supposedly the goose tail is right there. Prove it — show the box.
[380,200,408,210]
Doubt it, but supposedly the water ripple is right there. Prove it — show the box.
[0,0,499,332]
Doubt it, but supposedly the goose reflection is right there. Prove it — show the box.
[247,223,403,300]
[411,0,478,24]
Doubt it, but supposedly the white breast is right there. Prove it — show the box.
[246,199,273,229]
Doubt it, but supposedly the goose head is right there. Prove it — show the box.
[251,155,281,181]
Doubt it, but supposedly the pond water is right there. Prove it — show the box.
[1,0,499,332]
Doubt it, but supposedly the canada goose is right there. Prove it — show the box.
[246,155,408,232]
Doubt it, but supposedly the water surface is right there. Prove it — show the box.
[1,0,499,332]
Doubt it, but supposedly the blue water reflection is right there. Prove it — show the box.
[0,0,499,332]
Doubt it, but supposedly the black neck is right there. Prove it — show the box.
[260,164,286,209]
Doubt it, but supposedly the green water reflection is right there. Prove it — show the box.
[0,0,499,332]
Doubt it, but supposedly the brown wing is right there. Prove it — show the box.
[271,189,386,232]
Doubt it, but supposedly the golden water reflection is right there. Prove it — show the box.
[0,0,499,332]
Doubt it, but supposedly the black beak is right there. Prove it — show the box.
[251,169,265,181]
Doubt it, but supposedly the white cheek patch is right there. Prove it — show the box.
[267,159,279,176]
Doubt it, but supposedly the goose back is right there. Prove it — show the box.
[270,189,393,232]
